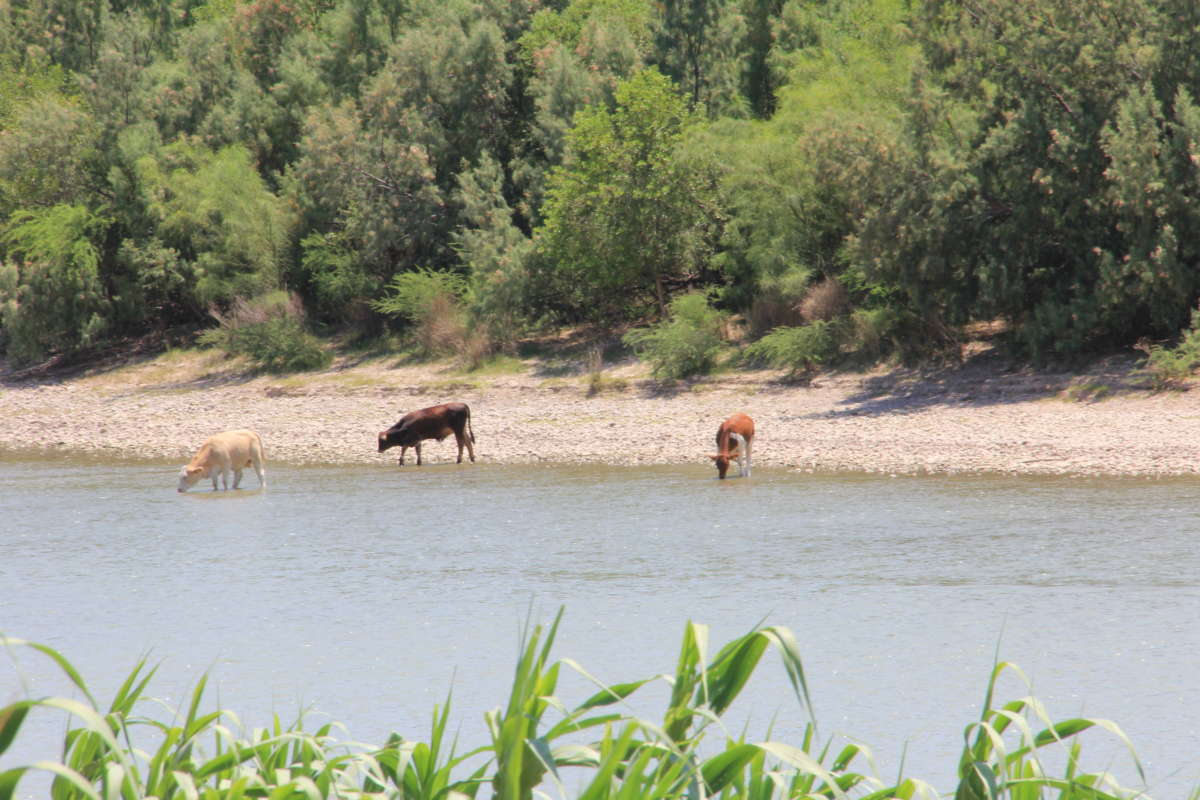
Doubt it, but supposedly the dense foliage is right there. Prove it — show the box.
[0,614,1162,799]
[5,0,1200,368]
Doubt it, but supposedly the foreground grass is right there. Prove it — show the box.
[0,612,1169,799]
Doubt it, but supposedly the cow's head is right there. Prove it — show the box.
[177,465,205,492]
[709,453,731,479]
[378,428,412,452]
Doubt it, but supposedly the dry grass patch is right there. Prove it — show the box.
[75,348,238,392]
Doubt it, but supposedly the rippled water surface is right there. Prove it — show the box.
[2,453,1199,795]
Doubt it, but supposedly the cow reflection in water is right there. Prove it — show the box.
[378,402,476,466]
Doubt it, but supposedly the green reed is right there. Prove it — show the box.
[0,615,1170,800]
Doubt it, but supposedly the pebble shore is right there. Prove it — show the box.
[2,352,1197,476]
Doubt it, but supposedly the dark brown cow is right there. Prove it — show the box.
[708,412,754,479]
[378,402,476,466]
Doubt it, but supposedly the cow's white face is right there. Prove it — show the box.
[177,465,203,492]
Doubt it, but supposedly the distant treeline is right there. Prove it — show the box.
[4,0,1200,368]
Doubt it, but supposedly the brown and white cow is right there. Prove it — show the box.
[709,413,754,479]
[178,429,266,492]
[378,402,476,466]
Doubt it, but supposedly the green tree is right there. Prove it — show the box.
[363,2,513,185]
[284,99,447,286]
[0,95,101,217]
[852,0,1200,357]
[0,51,72,129]
[134,141,293,309]
[144,18,240,143]
[535,68,718,320]
[455,154,536,344]
[78,9,157,140]
[705,0,914,317]
[0,204,110,363]
[7,0,106,72]
[514,0,653,219]
[297,231,379,325]
[653,0,748,117]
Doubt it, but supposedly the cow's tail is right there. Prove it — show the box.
[467,405,476,443]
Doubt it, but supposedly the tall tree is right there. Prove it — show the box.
[0,204,110,363]
[654,0,748,116]
[535,69,718,320]
[134,140,293,308]
[852,0,1193,356]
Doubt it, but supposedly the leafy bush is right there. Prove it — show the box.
[372,268,485,359]
[799,276,849,322]
[848,306,923,362]
[743,319,842,374]
[0,204,110,364]
[1138,307,1200,387]
[298,232,381,326]
[745,266,811,335]
[198,291,330,373]
[623,292,726,379]
[455,155,537,348]
[372,268,469,323]
[136,142,293,309]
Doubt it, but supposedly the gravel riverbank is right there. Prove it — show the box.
[2,349,1197,476]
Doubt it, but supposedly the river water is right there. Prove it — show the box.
[1,453,1198,796]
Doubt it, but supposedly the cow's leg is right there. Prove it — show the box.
[743,439,752,477]
[233,468,243,490]
[398,445,407,466]
[730,433,747,478]
[455,433,464,463]
[414,442,422,466]
[464,428,475,462]
[252,456,266,488]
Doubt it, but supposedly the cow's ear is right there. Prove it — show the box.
[188,466,203,476]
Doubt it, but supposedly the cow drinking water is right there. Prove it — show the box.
[709,413,754,479]
[378,402,476,466]
[178,429,266,492]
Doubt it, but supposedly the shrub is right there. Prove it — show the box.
[372,268,485,360]
[622,292,726,379]
[746,266,811,335]
[0,204,110,365]
[848,306,922,361]
[199,291,331,373]
[372,268,468,323]
[298,232,381,326]
[799,276,849,322]
[1138,306,1200,387]
[743,319,842,374]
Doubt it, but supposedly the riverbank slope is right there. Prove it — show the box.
[2,346,1196,476]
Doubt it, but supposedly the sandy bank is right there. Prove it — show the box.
[1,349,1197,477]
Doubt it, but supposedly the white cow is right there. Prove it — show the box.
[177,430,266,492]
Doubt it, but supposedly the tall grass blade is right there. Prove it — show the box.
[700,742,762,792]
[34,761,101,800]
[0,767,30,800]
[0,703,32,757]
[0,638,98,709]
[0,618,1167,800]
[756,741,852,800]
